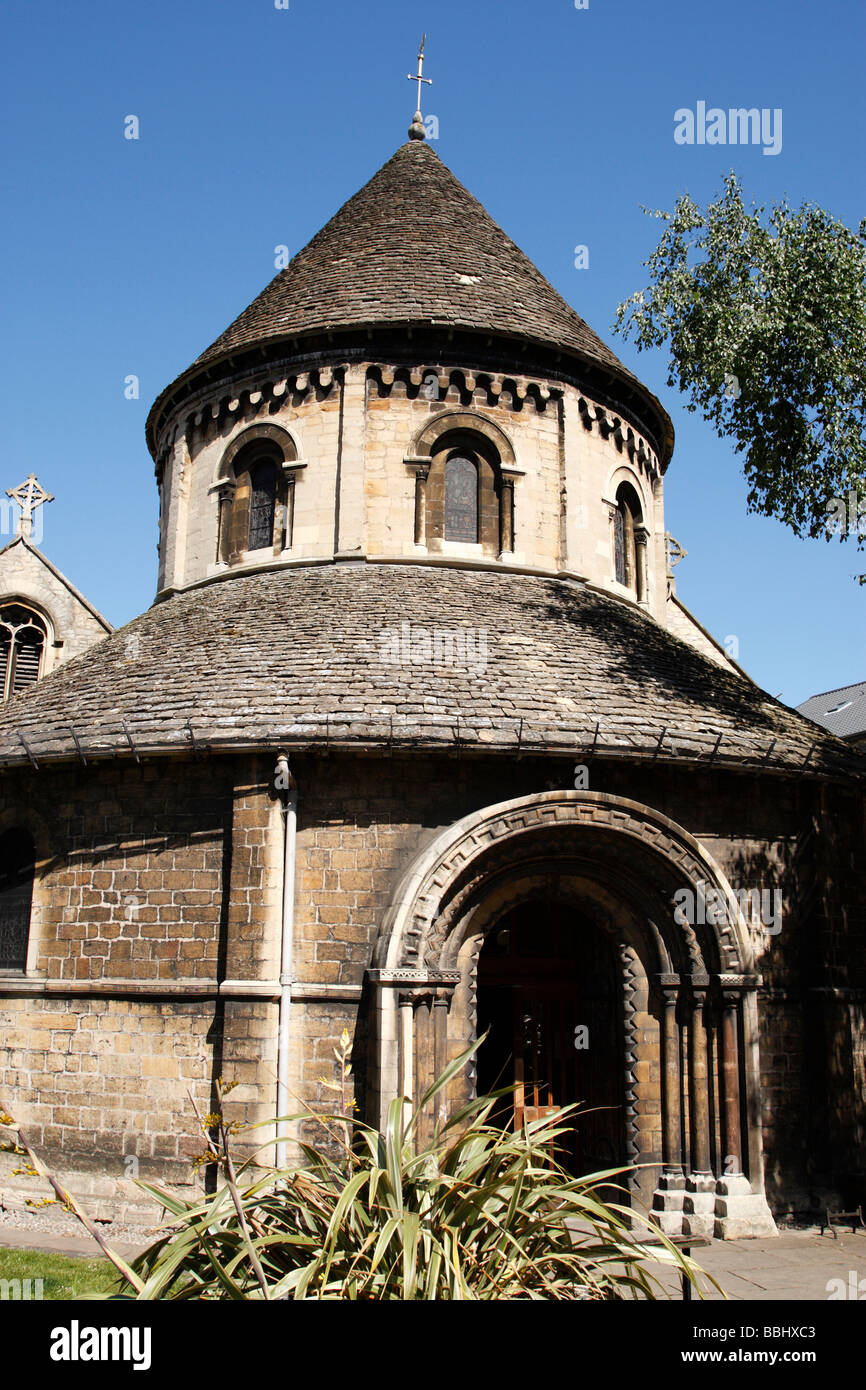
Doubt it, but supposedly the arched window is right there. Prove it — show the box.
[444,453,479,542]
[613,483,642,594]
[217,428,300,565]
[0,604,47,701]
[0,828,35,972]
[248,458,278,551]
[416,424,514,558]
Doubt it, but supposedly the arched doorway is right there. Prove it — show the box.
[371,790,778,1239]
[476,899,624,1177]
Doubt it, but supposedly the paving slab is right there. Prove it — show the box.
[2,1220,865,1300]
[661,1228,866,1301]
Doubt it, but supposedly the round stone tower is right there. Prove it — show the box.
[146,139,674,627]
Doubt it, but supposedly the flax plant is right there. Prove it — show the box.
[124,1037,711,1301]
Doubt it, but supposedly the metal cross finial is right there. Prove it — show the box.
[407,33,432,140]
[6,473,54,540]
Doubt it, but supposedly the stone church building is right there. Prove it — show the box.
[0,476,112,705]
[0,124,863,1240]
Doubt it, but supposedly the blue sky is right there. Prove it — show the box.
[1,0,863,706]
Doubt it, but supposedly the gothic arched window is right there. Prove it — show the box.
[0,828,35,972]
[444,453,479,543]
[0,604,47,701]
[248,459,278,551]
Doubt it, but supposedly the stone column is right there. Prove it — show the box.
[651,976,686,1235]
[216,480,236,565]
[398,993,415,1104]
[499,477,515,555]
[713,978,778,1238]
[635,525,650,604]
[433,994,450,1130]
[683,979,716,1238]
[661,985,683,1175]
[403,458,432,547]
[414,466,429,547]
[720,992,743,1177]
[688,986,712,1176]
[277,460,307,553]
[606,501,618,580]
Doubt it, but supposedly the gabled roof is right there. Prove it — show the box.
[0,536,113,632]
[147,141,672,462]
[797,681,866,741]
[0,563,855,778]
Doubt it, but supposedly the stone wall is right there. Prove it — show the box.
[152,360,707,649]
[0,748,861,1222]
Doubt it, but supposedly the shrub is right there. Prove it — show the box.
[127,1037,710,1301]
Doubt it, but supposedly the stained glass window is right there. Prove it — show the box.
[248,460,278,551]
[614,505,626,585]
[444,455,478,542]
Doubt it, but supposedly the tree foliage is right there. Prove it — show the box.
[614,174,866,556]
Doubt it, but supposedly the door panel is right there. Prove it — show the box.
[477,900,624,1176]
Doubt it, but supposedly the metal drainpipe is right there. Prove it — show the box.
[274,752,297,1171]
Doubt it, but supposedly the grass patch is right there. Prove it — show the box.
[0,1245,126,1300]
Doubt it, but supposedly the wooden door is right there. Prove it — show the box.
[476,900,624,1175]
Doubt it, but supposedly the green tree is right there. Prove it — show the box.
[614,174,866,564]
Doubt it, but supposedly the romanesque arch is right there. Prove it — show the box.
[213,424,303,564]
[368,791,776,1238]
[404,410,520,557]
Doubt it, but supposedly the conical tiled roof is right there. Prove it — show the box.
[191,141,627,375]
[149,142,670,456]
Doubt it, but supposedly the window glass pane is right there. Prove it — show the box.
[248,461,277,550]
[614,505,626,585]
[0,631,10,700]
[444,455,478,542]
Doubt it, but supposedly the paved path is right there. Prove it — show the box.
[2,1221,865,1299]
[0,1223,149,1262]
[655,1228,866,1301]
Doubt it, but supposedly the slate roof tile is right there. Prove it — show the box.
[0,565,856,778]
[150,142,667,450]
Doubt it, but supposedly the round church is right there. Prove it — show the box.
[0,123,862,1240]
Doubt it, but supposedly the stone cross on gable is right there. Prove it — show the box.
[6,473,54,540]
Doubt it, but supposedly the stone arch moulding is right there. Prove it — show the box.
[214,422,300,484]
[367,790,776,1239]
[0,595,56,649]
[605,464,649,520]
[408,409,517,470]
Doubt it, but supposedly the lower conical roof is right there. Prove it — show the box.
[0,564,854,779]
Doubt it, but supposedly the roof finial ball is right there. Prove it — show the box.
[407,33,432,141]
